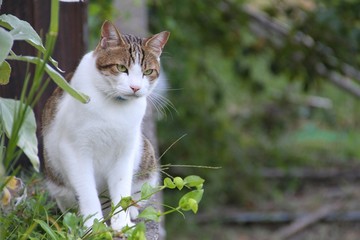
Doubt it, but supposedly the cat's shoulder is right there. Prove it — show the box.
[42,72,74,132]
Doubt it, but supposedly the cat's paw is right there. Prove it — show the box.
[129,205,140,221]
[111,212,134,232]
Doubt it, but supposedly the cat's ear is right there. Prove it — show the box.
[144,31,170,56]
[100,21,126,48]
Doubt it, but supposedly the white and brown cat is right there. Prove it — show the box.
[42,21,169,231]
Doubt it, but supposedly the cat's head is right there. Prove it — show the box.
[93,21,170,101]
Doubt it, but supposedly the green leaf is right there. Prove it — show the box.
[6,55,90,103]
[91,219,112,239]
[127,222,146,240]
[0,61,11,85]
[163,177,176,189]
[63,212,81,233]
[92,219,109,233]
[92,232,113,240]
[119,196,133,210]
[178,189,204,212]
[138,206,161,222]
[173,177,185,190]
[184,175,205,188]
[0,98,40,171]
[0,27,13,64]
[140,182,158,200]
[188,198,198,213]
[34,219,59,240]
[0,14,45,53]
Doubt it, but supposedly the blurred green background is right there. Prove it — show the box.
[89,0,360,238]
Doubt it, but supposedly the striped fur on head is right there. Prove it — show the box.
[94,21,169,83]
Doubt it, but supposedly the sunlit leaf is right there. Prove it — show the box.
[178,190,204,212]
[163,177,176,189]
[173,177,184,190]
[184,175,205,188]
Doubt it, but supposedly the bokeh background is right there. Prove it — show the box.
[88,0,360,239]
[146,1,360,239]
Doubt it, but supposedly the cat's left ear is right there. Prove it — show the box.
[144,31,170,56]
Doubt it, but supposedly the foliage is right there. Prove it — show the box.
[0,173,205,239]
[148,3,360,237]
[0,1,89,177]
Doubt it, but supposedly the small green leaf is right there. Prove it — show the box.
[163,177,176,189]
[63,212,81,232]
[188,198,198,213]
[92,232,113,240]
[138,206,161,222]
[173,177,185,190]
[92,219,112,239]
[92,219,109,233]
[119,196,133,210]
[178,189,204,212]
[34,219,59,240]
[0,61,11,85]
[0,27,13,64]
[127,222,146,240]
[184,175,205,188]
[140,182,158,200]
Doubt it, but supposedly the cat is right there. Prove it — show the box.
[42,20,169,231]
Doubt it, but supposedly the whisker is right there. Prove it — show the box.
[148,97,165,119]
[151,93,177,114]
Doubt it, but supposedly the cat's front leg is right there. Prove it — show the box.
[70,170,103,228]
[107,159,135,231]
[60,143,104,228]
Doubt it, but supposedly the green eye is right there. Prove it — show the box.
[143,69,154,75]
[117,65,127,73]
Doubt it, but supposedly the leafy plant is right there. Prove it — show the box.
[0,0,89,177]
[0,172,205,240]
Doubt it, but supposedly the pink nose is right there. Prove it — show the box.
[130,86,140,93]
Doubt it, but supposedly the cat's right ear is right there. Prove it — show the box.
[100,21,126,48]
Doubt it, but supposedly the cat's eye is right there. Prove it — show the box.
[117,64,128,73]
[143,69,154,76]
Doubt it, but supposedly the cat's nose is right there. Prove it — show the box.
[130,85,140,93]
